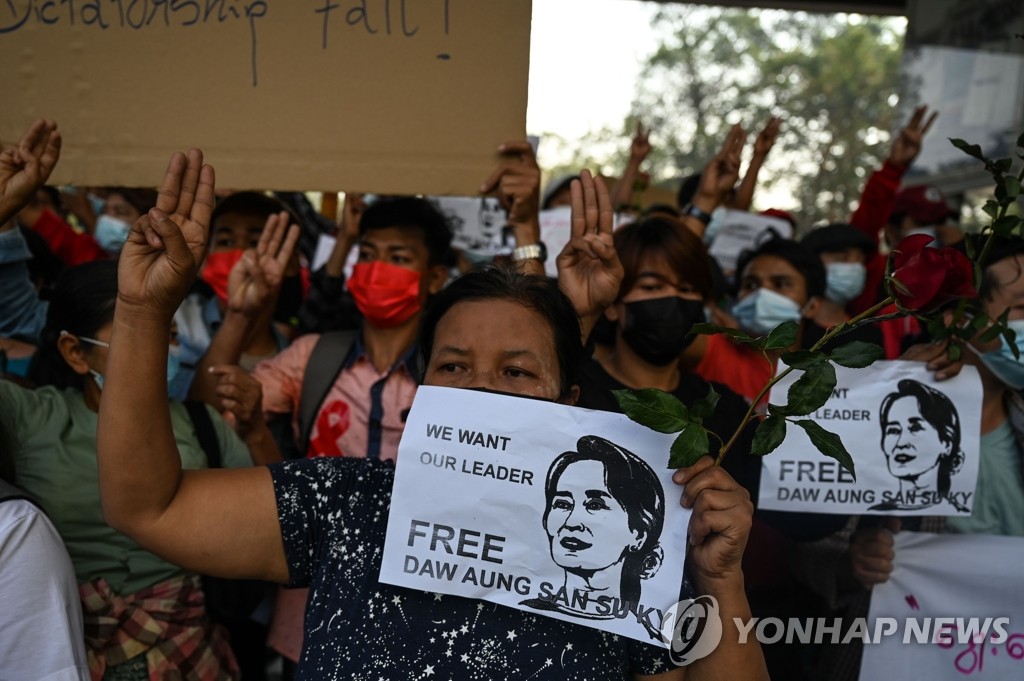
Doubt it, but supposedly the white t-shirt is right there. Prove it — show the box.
[0,497,90,681]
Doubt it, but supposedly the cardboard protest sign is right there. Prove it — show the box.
[758,361,982,516]
[0,1,531,195]
[429,196,512,256]
[706,210,793,272]
[380,386,691,647]
[861,532,1024,680]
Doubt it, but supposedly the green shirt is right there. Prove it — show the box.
[0,381,252,595]
[947,422,1024,537]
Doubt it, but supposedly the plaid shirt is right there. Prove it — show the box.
[79,573,239,681]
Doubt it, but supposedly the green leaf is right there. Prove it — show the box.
[1018,130,1024,149]
[668,423,710,469]
[993,215,1022,235]
[780,349,821,371]
[950,137,985,161]
[613,389,689,434]
[1005,177,1020,200]
[979,310,1008,344]
[947,343,963,362]
[688,385,720,421]
[691,322,765,349]
[1004,326,1020,360]
[750,415,787,456]
[994,158,1013,173]
[982,200,1000,219]
[793,419,856,480]
[774,360,837,416]
[764,321,799,350]
[829,341,884,369]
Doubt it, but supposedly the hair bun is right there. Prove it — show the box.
[639,543,664,581]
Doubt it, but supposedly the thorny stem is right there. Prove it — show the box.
[713,296,896,466]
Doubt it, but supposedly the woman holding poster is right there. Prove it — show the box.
[91,148,768,680]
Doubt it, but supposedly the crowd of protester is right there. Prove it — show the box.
[0,97,1022,681]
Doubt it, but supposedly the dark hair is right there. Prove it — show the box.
[614,216,714,302]
[30,260,119,390]
[800,223,875,259]
[18,225,64,292]
[542,175,578,211]
[418,267,583,398]
[106,187,158,216]
[960,235,1024,303]
[543,436,665,616]
[359,197,453,267]
[676,173,701,209]
[735,238,826,299]
[879,379,963,497]
[210,191,296,228]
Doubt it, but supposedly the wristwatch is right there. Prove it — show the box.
[512,242,548,263]
[682,203,713,226]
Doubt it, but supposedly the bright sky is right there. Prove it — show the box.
[527,0,659,142]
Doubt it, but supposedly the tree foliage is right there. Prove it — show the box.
[630,8,904,228]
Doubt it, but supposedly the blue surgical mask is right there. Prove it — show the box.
[69,333,180,390]
[978,319,1024,390]
[87,193,107,216]
[703,206,728,244]
[825,262,867,305]
[462,249,494,266]
[0,351,33,378]
[732,288,803,336]
[95,214,132,253]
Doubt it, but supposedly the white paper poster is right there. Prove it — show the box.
[759,361,982,516]
[707,209,793,273]
[861,532,1024,680]
[380,386,691,647]
[430,196,512,256]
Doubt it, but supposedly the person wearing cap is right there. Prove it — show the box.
[887,183,960,248]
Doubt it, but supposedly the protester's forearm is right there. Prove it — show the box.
[98,306,183,528]
[511,220,545,277]
[688,577,769,681]
[325,233,357,278]
[611,156,643,211]
[731,156,765,211]
[245,422,284,465]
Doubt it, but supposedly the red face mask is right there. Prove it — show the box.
[201,250,244,305]
[347,261,423,328]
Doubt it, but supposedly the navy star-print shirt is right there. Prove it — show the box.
[270,456,678,680]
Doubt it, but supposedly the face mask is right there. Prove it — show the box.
[201,250,245,305]
[904,227,937,244]
[702,206,728,244]
[825,262,867,305]
[732,288,803,337]
[462,250,494,266]
[977,319,1024,390]
[347,261,423,328]
[94,214,132,254]
[69,333,180,389]
[87,193,107,216]
[0,351,33,377]
[620,297,705,366]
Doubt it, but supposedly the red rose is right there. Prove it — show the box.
[889,234,977,311]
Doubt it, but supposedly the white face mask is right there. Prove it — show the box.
[825,262,867,305]
[94,214,132,253]
[731,288,803,336]
[904,226,938,244]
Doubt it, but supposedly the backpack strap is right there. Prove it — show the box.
[184,400,222,469]
[298,330,359,456]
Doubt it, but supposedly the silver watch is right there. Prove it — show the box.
[512,242,548,263]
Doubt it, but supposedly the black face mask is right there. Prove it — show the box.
[620,297,705,366]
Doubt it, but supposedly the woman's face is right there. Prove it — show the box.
[103,193,141,225]
[544,459,642,574]
[424,299,565,401]
[881,397,950,480]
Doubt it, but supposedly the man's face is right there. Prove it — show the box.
[738,254,809,307]
[357,226,446,303]
[210,211,265,253]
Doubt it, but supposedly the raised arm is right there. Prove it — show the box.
[683,124,745,238]
[97,150,288,582]
[731,116,780,211]
[0,119,61,227]
[556,170,623,342]
[480,140,544,276]
[610,121,653,213]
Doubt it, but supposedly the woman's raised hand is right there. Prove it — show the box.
[0,119,61,227]
[556,170,623,323]
[118,150,214,320]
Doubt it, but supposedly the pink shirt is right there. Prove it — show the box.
[253,333,417,462]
